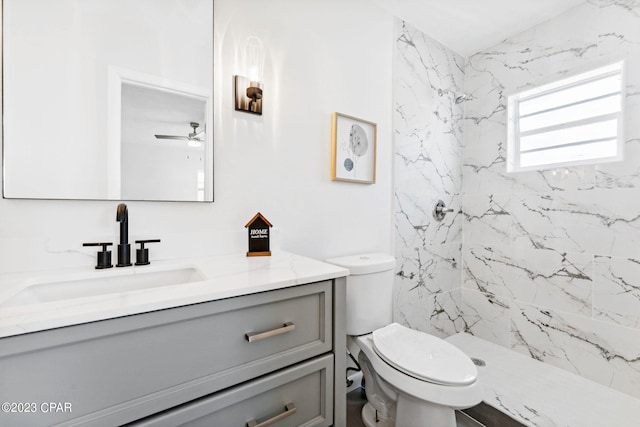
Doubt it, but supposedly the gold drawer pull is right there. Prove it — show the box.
[245,322,295,343]
[247,402,297,427]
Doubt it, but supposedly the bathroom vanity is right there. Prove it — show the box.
[0,252,348,427]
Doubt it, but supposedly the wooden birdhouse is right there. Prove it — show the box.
[245,212,273,257]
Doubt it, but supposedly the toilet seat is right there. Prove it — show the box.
[354,332,483,409]
[372,323,477,386]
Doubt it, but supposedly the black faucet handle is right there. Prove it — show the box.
[83,242,113,249]
[134,239,161,266]
[83,242,114,269]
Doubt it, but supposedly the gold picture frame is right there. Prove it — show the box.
[331,112,377,184]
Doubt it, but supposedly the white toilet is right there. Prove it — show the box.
[326,253,482,427]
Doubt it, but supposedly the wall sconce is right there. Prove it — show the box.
[235,36,265,115]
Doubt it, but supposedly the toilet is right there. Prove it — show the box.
[325,253,482,427]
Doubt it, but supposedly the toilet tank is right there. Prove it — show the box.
[325,253,395,335]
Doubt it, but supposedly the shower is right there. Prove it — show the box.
[437,88,472,104]
[454,93,471,104]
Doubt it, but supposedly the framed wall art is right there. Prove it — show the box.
[331,112,377,184]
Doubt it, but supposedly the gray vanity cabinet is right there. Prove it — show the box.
[0,278,347,427]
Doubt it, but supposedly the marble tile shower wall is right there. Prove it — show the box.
[393,21,465,337]
[462,0,640,398]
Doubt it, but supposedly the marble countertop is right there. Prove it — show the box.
[447,333,639,427]
[0,251,348,339]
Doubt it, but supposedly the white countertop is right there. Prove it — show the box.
[447,333,640,427]
[0,251,348,339]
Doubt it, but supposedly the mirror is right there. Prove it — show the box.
[2,0,214,202]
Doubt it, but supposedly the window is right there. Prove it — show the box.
[507,62,625,172]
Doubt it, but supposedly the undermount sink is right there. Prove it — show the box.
[1,267,205,308]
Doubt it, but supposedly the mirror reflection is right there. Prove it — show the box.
[2,0,213,202]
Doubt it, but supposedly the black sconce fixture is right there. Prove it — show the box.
[235,37,264,115]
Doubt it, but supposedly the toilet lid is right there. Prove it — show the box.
[372,323,477,386]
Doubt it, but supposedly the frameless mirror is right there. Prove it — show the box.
[2,0,213,202]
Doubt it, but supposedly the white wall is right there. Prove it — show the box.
[0,0,395,274]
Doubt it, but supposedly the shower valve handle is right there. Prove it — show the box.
[433,200,454,221]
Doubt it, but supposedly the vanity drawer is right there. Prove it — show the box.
[0,281,333,426]
[133,354,334,427]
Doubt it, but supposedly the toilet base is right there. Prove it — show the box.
[362,395,458,427]
[396,392,457,427]
[361,402,394,427]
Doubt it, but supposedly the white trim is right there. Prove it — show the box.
[519,112,620,139]
[507,61,625,173]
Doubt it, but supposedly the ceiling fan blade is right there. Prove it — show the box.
[155,123,205,142]
[155,134,190,140]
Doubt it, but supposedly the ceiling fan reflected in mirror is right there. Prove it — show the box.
[154,122,205,147]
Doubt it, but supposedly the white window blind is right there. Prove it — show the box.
[507,62,625,172]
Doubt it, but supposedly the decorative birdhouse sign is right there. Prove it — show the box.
[245,212,273,257]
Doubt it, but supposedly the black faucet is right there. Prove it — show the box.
[116,203,132,267]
